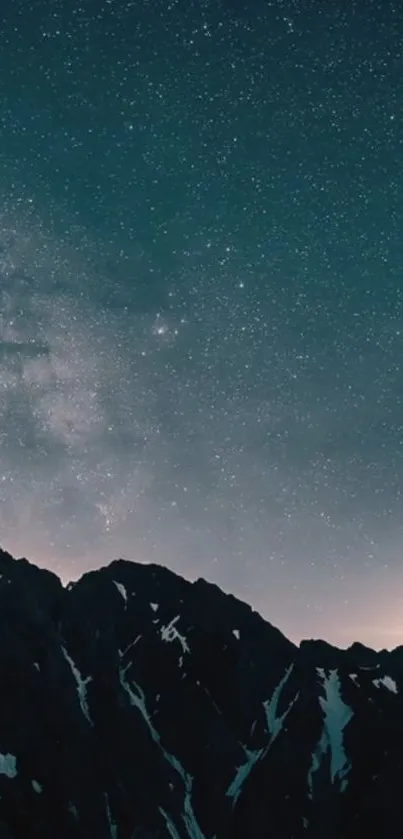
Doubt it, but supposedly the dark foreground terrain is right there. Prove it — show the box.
[0,548,401,838]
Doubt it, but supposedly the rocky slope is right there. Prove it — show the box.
[0,547,401,838]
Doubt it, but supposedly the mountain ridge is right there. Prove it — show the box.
[0,547,401,838]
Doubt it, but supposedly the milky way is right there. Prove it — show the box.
[1,1,403,649]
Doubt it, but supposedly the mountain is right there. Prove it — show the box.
[0,548,401,838]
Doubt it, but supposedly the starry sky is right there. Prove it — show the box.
[0,0,403,650]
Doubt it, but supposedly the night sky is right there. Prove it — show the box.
[0,0,403,649]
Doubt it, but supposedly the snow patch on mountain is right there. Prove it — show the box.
[31,779,42,793]
[0,753,17,778]
[226,745,263,806]
[159,806,182,839]
[105,792,118,839]
[226,664,299,808]
[112,580,127,604]
[161,615,190,656]
[373,675,398,694]
[119,658,211,839]
[263,663,299,743]
[308,668,353,797]
[62,646,93,725]
[119,634,142,659]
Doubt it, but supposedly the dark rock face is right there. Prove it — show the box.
[0,548,402,838]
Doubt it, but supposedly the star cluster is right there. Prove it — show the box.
[0,0,403,648]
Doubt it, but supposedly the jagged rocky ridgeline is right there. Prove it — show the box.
[0,548,402,838]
